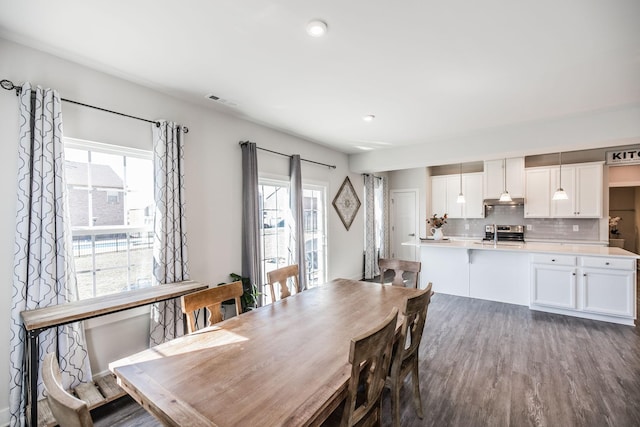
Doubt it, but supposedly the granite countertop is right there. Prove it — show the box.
[405,239,639,258]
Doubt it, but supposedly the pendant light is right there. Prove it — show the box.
[499,158,512,202]
[553,152,569,200]
[456,163,466,203]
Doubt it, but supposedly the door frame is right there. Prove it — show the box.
[390,189,419,260]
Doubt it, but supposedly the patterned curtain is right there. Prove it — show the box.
[149,121,190,346]
[290,155,307,291]
[363,174,377,279]
[364,175,389,279]
[378,176,389,259]
[375,177,389,260]
[9,83,91,426]
[241,142,262,306]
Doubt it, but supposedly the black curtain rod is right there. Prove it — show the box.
[362,173,382,179]
[239,141,336,169]
[1,79,189,133]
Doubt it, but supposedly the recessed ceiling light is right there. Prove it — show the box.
[363,115,375,122]
[306,20,328,37]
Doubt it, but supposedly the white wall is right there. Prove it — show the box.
[0,38,365,424]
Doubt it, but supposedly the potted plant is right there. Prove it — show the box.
[224,273,260,312]
[218,273,260,313]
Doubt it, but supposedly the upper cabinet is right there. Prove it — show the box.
[524,168,551,217]
[463,173,485,218]
[525,162,603,218]
[431,173,484,219]
[551,163,603,217]
[484,157,525,199]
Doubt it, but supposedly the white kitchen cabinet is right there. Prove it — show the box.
[581,255,635,317]
[463,173,485,218]
[430,173,484,219]
[431,176,447,218]
[484,157,524,199]
[550,162,603,218]
[530,254,636,324]
[530,255,577,309]
[445,175,462,218]
[574,163,603,217]
[550,165,576,217]
[527,162,603,219]
[524,167,551,218]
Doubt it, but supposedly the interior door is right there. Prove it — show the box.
[391,190,418,261]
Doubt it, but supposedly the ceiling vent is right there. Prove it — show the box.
[206,93,238,108]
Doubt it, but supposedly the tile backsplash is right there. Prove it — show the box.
[436,205,600,241]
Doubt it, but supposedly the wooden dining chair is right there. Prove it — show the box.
[338,307,399,427]
[42,353,94,427]
[266,264,299,303]
[180,280,243,333]
[386,282,434,427]
[379,258,422,288]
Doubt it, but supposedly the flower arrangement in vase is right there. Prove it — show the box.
[609,216,621,237]
[428,214,448,240]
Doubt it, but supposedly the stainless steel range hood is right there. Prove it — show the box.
[483,197,525,207]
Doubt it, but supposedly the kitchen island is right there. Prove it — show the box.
[405,239,638,325]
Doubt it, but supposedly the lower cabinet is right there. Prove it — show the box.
[582,267,635,317]
[530,254,636,324]
[531,264,577,309]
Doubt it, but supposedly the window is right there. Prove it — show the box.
[259,179,327,304]
[65,140,154,299]
[303,186,326,288]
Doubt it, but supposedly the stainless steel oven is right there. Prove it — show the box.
[484,225,525,242]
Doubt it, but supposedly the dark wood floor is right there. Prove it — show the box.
[382,293,640,427]
[93,292,640,427]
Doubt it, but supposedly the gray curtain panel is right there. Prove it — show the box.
[241,142,263,306]
[9,83,91,426]
[363,174,377,279]
[149,120,190,346]
[290,155,307,290]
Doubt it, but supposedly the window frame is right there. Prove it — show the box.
[64,137,154,300]
[257,175,328,303]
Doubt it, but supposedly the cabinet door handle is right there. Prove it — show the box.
[551,259,556,262]
[572,272,576,276]
[583,273,587,277]
[605,262,610,265]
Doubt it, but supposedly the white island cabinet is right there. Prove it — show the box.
[530,254,578,309]
[418,244,531,306]
[531,254,635,323]
[410,240,638,326]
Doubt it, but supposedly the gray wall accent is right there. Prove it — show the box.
[441,205,600,241]
[430,161,484,176]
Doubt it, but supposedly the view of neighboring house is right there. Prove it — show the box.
[65,160,125,227]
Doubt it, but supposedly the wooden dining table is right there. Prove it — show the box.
[109,278,422,427]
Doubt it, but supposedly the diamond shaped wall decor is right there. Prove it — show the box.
[332,176,361,230]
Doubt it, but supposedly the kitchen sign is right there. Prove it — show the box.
[606,148,640,165]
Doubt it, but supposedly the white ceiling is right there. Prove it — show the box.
[1,0,639,154]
